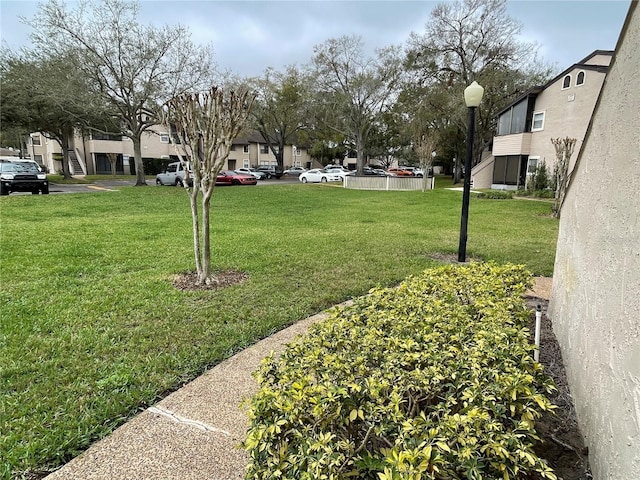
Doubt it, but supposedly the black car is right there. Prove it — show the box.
[0,159,49,195]
[256,165,284,179]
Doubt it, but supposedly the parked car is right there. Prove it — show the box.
[400,166,424,177]
[283,166,307,176]
[256,165,284,179]
[299,169,342,183]
[156,161,193,187]
[235,167,267,180]
[386,167,414,177]
[215,170,257,185]
[0,158,49,195]
[362,167,387,176]
[324,166,353,179]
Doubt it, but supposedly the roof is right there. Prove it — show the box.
[232,130,267,145]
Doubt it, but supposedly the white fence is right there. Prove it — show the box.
[344,176,435,191]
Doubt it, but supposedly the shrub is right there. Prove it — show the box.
[527,161,550,192]
[475,190,513,199]
[533,190,555,199]
[243,263,557,480]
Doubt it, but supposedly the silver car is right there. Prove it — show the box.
[235,167,267,180]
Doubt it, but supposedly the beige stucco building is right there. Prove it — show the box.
[28,128,314,175]
[548,2,639,479]
[472,51,612,190]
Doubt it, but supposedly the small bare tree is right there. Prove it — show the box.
[164,86,255,285]
[551,137,577,218]
[414,134,437,192]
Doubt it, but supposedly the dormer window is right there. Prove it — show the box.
[576,71,585,86]
[562,75,571,89]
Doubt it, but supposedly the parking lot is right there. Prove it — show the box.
[5,175,302,195]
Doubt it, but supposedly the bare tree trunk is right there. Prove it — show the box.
[551,137,576,218]
[356,131,365,174]
[60,133,72,180]
[107,153,118,176]
[199,188,213,283]
[132,136,147,186]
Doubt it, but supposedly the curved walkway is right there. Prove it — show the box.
[45,279,551,480]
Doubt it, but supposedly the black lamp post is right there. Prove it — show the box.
[458,81,484,263]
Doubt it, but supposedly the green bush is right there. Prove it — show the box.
[527,161,550,193]
[475,190,513,199]
[533,190,555,199]
[243,263,557,480]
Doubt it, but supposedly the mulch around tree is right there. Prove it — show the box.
[172,270,249,291]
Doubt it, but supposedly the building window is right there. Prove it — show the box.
[243,159,249,168]
[493,155,527,186]
[160,133,170,143]
[576,71,585,86]
[562,75,571,89]
[91,132,121,141]
[33,154,43,165]
[497,99,528,135]
[532,111,545,131]
[260,144,269,154]
[243,145,249,154]
[231,145,236,151]
[31,135,41,146]
[527,157,539,174]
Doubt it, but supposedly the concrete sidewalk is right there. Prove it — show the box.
[44,307,343,480]
[44,278,551,480]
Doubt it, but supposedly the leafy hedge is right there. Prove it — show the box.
[474,190,514,199]
[243,263,557,480]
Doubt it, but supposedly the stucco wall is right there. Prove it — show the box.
[529,65,608,172]
[548,3,640,479]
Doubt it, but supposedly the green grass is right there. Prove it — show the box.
[0,183,558,478]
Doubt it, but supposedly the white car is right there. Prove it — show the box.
[299,169,342,183]
[324,166,353,179]
[235,167,267,180]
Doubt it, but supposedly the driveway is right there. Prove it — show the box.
[31,176,300,195]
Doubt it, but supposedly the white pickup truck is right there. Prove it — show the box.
[155,162,193,187]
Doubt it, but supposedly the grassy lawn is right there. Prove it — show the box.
[0,182,558,478]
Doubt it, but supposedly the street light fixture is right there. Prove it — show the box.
[458,81,484,263]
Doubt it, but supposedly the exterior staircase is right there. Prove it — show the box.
[69,150,85,175]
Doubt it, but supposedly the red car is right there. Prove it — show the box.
[215,170,258,186]
[386,167,414,177]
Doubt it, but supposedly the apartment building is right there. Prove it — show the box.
[471,50,613,190]
[28,127,313,175]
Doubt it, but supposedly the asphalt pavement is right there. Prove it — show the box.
[18,175,302,195]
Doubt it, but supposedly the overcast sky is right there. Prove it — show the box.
[0,0,631,78]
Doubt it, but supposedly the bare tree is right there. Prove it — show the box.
[28,0,216,185]
[311,36,403,174]
[163,87,255,285]
[551,137,577,218]
[414,134,438,191]
[250,66,310,170]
